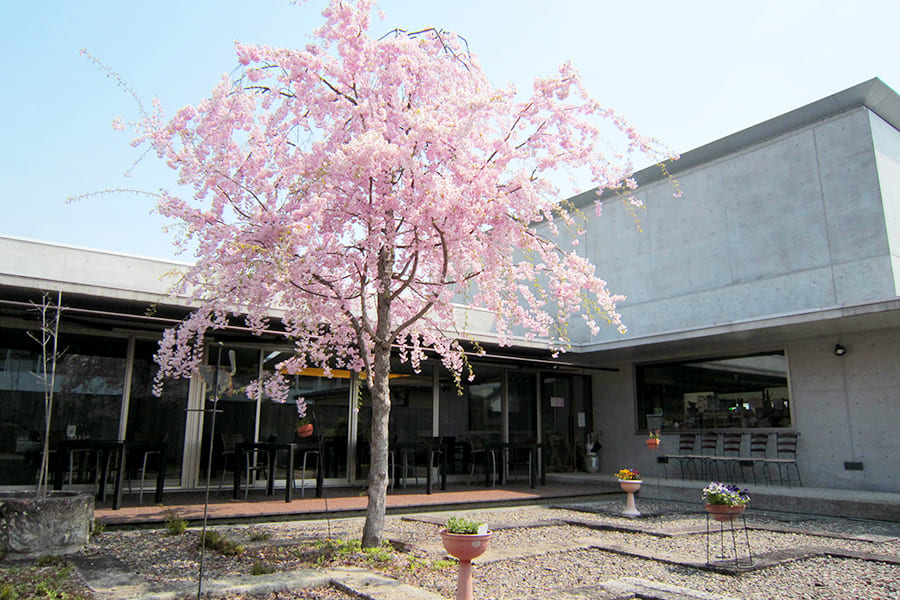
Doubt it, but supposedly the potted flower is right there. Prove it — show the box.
[295,398,313,438]
[615,468,641,482]
[440,516,491,600]
[646,429,661,448]
[702,482,750,522]
[295,416,313,438]
[615,468,642,516]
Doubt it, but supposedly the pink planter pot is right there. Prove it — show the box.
[440,529,492,600]
[705,503,746,522]
[618,479,642,516]
[618,479,642,494]
[440,529,492,561]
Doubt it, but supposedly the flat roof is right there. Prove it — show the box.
[570,77,900,207]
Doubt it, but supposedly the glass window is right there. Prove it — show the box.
[259,350,353,480]
[636,352,791,431]
[126,339,189,479]
[465,365,503,440]
[199,346,261,479]
[357,357,434,480]
[0,327,127,486]
[508,373,537,442]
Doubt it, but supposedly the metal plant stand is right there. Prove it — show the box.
[705,511,753,567]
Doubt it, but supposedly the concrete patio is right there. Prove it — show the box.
[93,472,900,528]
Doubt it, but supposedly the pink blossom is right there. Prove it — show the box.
[127,0,676,547]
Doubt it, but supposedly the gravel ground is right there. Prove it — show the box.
[78,502,900,599]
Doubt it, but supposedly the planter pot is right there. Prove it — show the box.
[440,529,492,562]
[618,479,642,516]
[0,491,94,558]
[646,439,660,448]
[618,479,642,493]
[296,423,314,438]
[440,529,492,600]
[705,503,746,522]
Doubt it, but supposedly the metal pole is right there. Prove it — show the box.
[197,342,224,599]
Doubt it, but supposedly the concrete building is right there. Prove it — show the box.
[2,78,898,494]
[577,78,900,492]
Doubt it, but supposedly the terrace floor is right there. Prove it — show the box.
[94,472,900,528]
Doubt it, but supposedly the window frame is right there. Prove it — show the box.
[634,350,792,432]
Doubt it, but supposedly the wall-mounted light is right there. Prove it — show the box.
[833,344,846,356]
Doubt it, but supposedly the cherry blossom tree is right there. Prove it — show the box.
[110,0,674,546]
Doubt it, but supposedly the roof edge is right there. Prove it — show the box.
[570,78,900,207]
[0,234,192,267]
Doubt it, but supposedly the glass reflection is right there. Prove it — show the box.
[0,327,126,486]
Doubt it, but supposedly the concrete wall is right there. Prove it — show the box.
[575,107,897,346]
[591,326,900,493]
[0,236,188,303]
[787,328,900,492]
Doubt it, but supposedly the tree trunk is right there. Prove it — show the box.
[361,244,395,548]
[361,341,391,548]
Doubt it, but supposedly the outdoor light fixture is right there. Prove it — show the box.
[833,344,846,356]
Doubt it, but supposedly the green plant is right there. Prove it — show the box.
[430,558,455,570]
[0,562,91,600]
[250,559,276,576]
[200,530,245,556]
[648,429,660,440]
[91,520,105,538]
[306,537,396,567]
[362,544,392,564]
[312,538,361,565]
[702,482,751,506]
[247,529,272,542]
[445,516,484,534]
[0,582,19,600]
[36,581,61,599]
[405,554,455,574]
[35,556,69,570]
[404,554,426,572]
[164,510,187,536]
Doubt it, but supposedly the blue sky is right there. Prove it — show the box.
[2,0,898,260]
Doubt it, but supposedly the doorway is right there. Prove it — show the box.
[541,374,592,472]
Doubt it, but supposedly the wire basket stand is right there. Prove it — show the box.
[705,509,753,567]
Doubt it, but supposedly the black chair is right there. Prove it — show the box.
[216,432,243,494]
[718,432,743,482]
[504,440,534,483]
[400,436,443,489]
[293,438,321,498]
[747,432,772,485]
[661,433,697,479]
[697,431,719,480]
[216,432,269,497]
[466,436,496,486]
[771,431,802,487]
[124,433,168,504]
